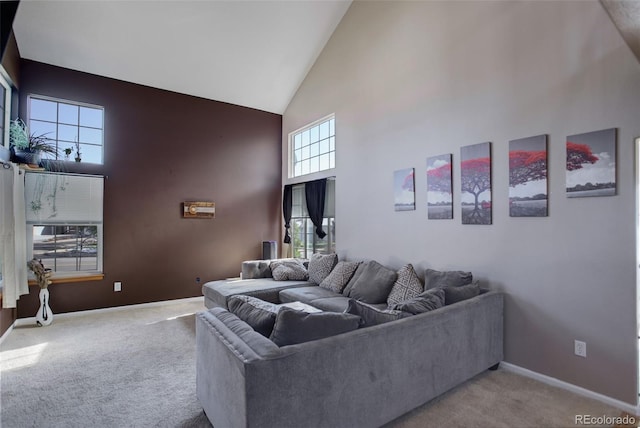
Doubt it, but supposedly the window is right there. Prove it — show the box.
[28,95,104,164]
[290,179,335,258]
[0,70,11,149]
[290,115,335,178]
[25,172,104,277]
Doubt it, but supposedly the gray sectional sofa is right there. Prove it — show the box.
[197,257,504,428]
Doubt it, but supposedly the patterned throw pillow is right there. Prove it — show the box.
[307,253,338,285]
[270,260,309,281]
[319,261,360,293]
[387,264,424,306]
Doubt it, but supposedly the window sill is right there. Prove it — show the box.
[28,273,104,286]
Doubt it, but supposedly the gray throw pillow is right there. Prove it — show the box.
[443,281,481,305]
[319,261,360,293]
[387,263,424,306]
[424,268,473,289]
[345,299,411,327]
[270,259,309,281]
[227,295,280,337]
[269,307,361,347]
[347,260,397,304]
[307,253,338,285]
[342,261,365,296]
[389,288,444,314]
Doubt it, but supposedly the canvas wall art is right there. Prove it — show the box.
[460,142,491,225]
[566,128,616,198]
[426,154,453,219]
[509,135,548,217]
[394,168,415,211]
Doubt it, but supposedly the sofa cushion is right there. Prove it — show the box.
[345,300,411,328]
[208,308,280,356]
[202,278,312,309]
[443,281,481,305]
[347,260,397,304]
[279,286,339,304]
[319,261,360,293]
[269,307,361,347]
[309,296,353,313]
[227,295,280,337]
[389,288,445,314]
[307,253,338,285]
[241,260,273,279]
[270,259,309,281]
[424,268,473,289]
[387,263,424,306]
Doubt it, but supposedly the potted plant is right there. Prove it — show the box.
[63,147,73,160]
[74,140,81,162]
[10,118,58,166]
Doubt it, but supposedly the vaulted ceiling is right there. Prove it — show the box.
[12,1,352,115]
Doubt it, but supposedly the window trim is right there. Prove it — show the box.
[27,94,105,164]
[288,113,335,179]
[0,68,12,149]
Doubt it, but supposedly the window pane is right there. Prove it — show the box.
[78,143,102,164]
[294,149,302,163]
[319,121,329,140]
[309,142,319,158]
[310,125,319,144]
[301,159,310,175]
[319,138,329,154]
[301,130,310,147]
[329,136,335,151]
[319,153,330,171]
[58,103,78,125]
[79,127,102,144]
[30,120,57,140]
[294,162,301,177]
[33,225,98,273]
[58,124,78,142]
[329,152,335,169]
[294,133,302,150]
[301,145,309,160]
[310,156,319,173]
[329,118,335,136]
[30,99,57,122]
[79,107,103,128]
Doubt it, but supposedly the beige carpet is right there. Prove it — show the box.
[0,298,632,428]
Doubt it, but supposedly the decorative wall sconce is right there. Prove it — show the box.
[183,201,215,218]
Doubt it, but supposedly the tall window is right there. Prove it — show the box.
[291,179,335,258]
[0,71,11,149]
[25,172,104,277]
[290,115,335,178]
[28,95,104,164]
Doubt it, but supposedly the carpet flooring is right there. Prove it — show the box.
[0,298,632,428]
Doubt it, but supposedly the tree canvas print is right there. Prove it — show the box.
[509,135,548,217]
[566,128,616,198]
[461,142,491,224]
[426,154,453,219]
[394,168,415,211]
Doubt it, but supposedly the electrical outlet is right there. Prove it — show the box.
[114,281,122,292]
[574,340,586,358]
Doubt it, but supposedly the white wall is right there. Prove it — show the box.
[283,1,640,404]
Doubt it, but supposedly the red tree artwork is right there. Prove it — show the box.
[509,150,547,187]
[461,157,491,221]
[402,170,414,191]
[427,163,452,193]
[566,142,598,171]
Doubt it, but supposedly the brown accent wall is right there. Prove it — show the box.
[16,60,282,318]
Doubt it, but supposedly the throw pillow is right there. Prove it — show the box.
[269,307,361,347]
[270,259,309,281]
[389,288,445,314]
[307,253,338,285]
[387,264,424,306]
[347,260,397,304]
[345,299,411,328]
[227,295,280,337]
[342,261,365,296]
[319,261,360,293]
[443,281,481,305]
[424,268,473,289]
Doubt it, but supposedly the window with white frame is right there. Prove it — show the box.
[28,95,104,164]
[25,172,104,277]
[290,179,335,258]
[0,71,11,149]
[290,115,335,178]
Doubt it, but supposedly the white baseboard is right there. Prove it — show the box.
[501,362,639,416]
[14,296,205,327]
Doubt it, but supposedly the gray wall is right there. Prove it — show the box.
[283,1,640,404]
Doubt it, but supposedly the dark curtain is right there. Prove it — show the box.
[305,178,327,239]
[282,184,293,244]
